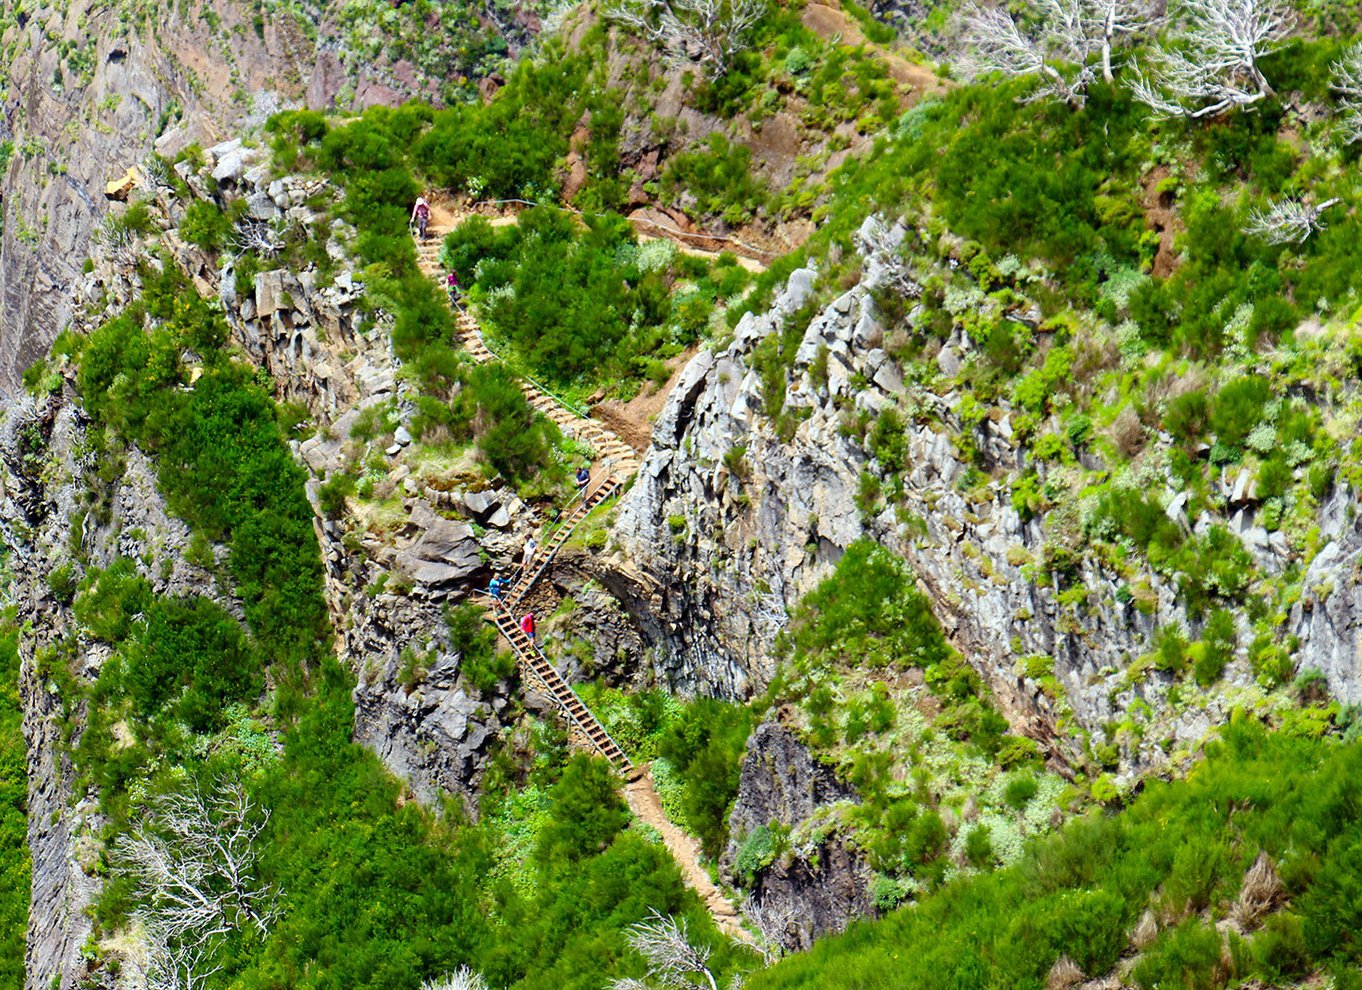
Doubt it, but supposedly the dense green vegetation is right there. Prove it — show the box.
[758,542,1059,899]
[578,685,756,859]
[0,619,28,988]
[753,722,1362,990]
[443,207,751,394]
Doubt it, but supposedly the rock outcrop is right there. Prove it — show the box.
[1290,486,1362,703]
[724,717,872,950]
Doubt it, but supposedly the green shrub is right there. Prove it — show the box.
[735,824,779,884]
[180,200,233,251]
[965,824,995,868]
[0,625,28,987]
[1131,919,1225,990]
[316,473,355,519]
[45,561,79,605]
[534,754,630,870]
[1253,912,1310,982]
[445,602,512,693]
[1004,774,1039,810]
[1211,376,1270,448]
[74,558,153,643]
[1193,609,1237,687]
[121,595,263,732]
[661,132,770,223]
[657,698,755,859]
[1165,389,1211,445]
[1300,831,1362,963]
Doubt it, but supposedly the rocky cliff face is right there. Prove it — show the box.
[0,0,538,394]
[0,0,315,391]
[1289,487,1362,704]
[613,216,1345,777]
[0,390,232,988]
[2,144,566,984]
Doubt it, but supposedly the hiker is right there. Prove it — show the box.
[575,465,590,492]
[411,195,430,240]
[446,270,460,305]
[488,574,504,602]
[522,535,538,569]
[520,611,536,643]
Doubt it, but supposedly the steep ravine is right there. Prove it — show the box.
[612,216,1347,766]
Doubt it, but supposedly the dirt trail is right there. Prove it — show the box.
[801,1,948,102]
[625,770,746,939]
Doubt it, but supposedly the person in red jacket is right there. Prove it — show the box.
[520,611,536,644]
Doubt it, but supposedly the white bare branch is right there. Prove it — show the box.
[1089,0,1159,81]
[423,966,489,990]
[740,895,796,965]
[1241,197,1340,244]
[115,778,279,990]
[139,924,223,990]
[232,216,290,257]
[959,0,1103,107]
[1331,42,1362,143]
[1130,0,1292,118]
[605,0,766,78]
[625,910,719,990]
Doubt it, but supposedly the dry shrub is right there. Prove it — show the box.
[1069,334,1120,396]
[1131,909,1158,950]
[1107,406,1146,459]
[1158,364,1207,404]
[1232,851,1282,929]
[885,328,913,359]
[1046,956,1085,990]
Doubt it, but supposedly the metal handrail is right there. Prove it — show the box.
[457,319,592,420]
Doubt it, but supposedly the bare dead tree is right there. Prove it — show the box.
[614,910,719,990]
[1241,196,1340,244]
[422,967,490,990]
[1089,0,1159,81]
[116,779,279,989]
[232,216,290,258]
[960,0,1097,107]
[1129,0,1292,118]
[140,926,223,990]
[740,895,796,965]
[605,0,766,78]
[1331,42,1362,143]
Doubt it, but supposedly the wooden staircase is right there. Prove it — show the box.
[414,229,639,475]
[415,211,747,939]
[478,593,635,775]
[505,476,620,609]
